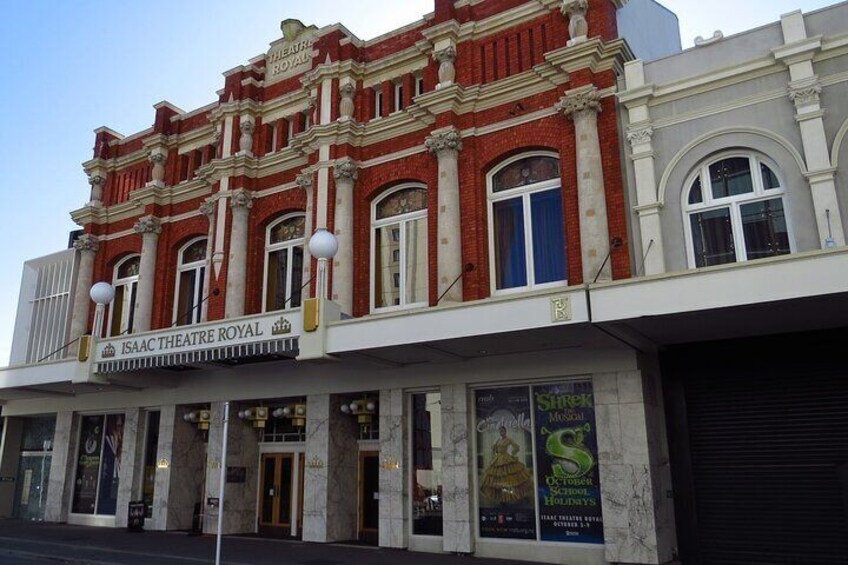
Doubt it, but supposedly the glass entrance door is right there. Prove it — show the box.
[358,451,379,544]
[258,453,301,537]
[14,453,51,521]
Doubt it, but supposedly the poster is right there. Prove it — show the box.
[72,415,104,514]
[533,382,604,543]
[475,387,536,539]
[97,414,124,515]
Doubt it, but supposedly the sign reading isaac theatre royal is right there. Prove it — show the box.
[265,19,318,84]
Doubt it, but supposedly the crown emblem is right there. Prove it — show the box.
[272,316,292,336]
[102,344,116,358]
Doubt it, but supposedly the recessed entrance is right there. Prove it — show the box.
[358,451,379,544]
[258,453,303,537]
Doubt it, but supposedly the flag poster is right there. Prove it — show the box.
[72,415,104,514]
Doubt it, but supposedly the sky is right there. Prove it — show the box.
[0,0,839,364]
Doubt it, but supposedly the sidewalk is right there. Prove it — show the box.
[0,520,540,565]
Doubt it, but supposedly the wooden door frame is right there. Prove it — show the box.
[258,453,295,533]
[358,450,380,539]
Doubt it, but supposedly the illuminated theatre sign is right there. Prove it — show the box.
[94,312,301,373]
[265,19,318,83]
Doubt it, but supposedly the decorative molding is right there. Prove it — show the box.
[339,83,356,121]
[229,189,254,210]
[556,86,602,119]
[788,81,822,107]
[133,215,162,236]
[434,46,457,88]
[295,172,314,188]
[73,233,100,253]
[425,128,463,155]
[333,158,359,181]
[561,0,589,46]
[626,126,654,147]
[199,197,216,218]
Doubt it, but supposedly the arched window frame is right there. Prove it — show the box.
[682,151,794,269]
[486,151,566,295]
[172,237,208,326]
[108,254,140,336]
[370,183,429,313]
[263,213,306,312]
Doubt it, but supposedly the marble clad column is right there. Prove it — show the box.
[378,389,407,548]
[296,172,314,299]
[151,405,206,531]
[425,128,464,304]
[332,159,358,314]
[0,418,23,517]
[44,411,77,523]
[69,234,99,345]
[302,394,359,543]
[225,190,253,318]
[199,198,216,322]
[440,383,474,554]
[203,402,260,535]
[557,86,612,283]
[133,215,162,332]
[593,371,676,565]
[114,409,144,528]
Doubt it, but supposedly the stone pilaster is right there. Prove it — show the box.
[561,0,590,46]
[378,389,408,548]
[557,86,612,283]
[148,151,167,188]
[114,409,144,528]
[225,190,253,318]
[69,234,99,344]
[426,128,464,303]
[88,174,105,207]
[332,159,358,314]
[44,411,77,523]
[133,215,162,332]
[199,198,216,322]
[440,383,473,554]
[302,394,359,543]
[0,418,23,517]
[297,172,314,299]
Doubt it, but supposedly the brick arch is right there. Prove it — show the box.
[152,221,208,330]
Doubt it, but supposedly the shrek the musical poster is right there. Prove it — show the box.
[533,382,604,543]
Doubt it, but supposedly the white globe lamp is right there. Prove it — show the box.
[90,282,115,305]
[308,229,339,300]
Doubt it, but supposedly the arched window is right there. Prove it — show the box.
[487,153,566,292]
[264,214,305,311]
[372,185,428,311]
[173,238,207,326]
[109,255,140,336]
[684,153,791,268]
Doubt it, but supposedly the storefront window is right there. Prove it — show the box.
[71,413,125,516]
[411,393,443,536]
[14,416,55,521]
[474,382,603,544]
[142,411,160,518]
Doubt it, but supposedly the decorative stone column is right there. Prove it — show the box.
[44,411,77,523]
[69,234,99,344]
[557,86,612,283]
[332,159,358,313]
[339,83,356,121]
[296,172,315,298]
[133,215,162,332]
[440,383,474,554]
[426,128,464,303]
[199,198,216,321]
[378,388,407,548]
[148,151,166,188]
[88,174,105,207]
[114,409,144,528]
[561,0,590,46]
[225,190,253,318]
[434,46,456,89]
[238,118,255,156]
[0,418,23,517]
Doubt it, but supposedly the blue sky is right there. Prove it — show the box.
[0,0,838,363]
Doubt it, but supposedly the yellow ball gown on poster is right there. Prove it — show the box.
[480,427,533,503]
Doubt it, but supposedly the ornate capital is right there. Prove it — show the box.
[333,158,359,182]
[73,233,99,253]
[425,128,463,156]
[788,82,822,107]
[88,174,105,188]
[556,87,603,119]
[434,46,457,88]
[307,96,317,109]
[230,189,254,210]
[296,172,313,189]
[148,152,167,165]
[239,119,255,135]
[626,126,654,147]
[340,83,356,99]
[339,83,356,121]
[199,197,216,218]
[434,45,456,64]
[133,215,162,236]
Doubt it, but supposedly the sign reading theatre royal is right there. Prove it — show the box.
[265,19,318,83]
[94,311,301,368]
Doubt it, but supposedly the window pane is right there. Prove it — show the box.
[493,157,560,192]
[405,218,427,305]
[97,414,124,516]
[690,208,735,267]
[688,176,703,205]
[761,163,780,190]
[266,249,288,311]
[412,393,443,536]
[374,223,401,308]
[269,216,305,244]
[530,189,566,284]
[493,198,527,289]
[278,457,293,525]
[181,239,207,263]
[176,270,198,326]
[117,256,140,279]
[142,411,160,519]
[376,188,427,220]
[741,199,790,260]
[111,286,125,336]
[289,246,304,308]
[710,157,753,199]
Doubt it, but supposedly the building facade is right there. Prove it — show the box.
[1,1,847,565]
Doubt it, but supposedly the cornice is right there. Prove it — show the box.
[360,46,429,89]
[543,37,634,75]
[772,35,823,65]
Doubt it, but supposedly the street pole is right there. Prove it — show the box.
[215,401,230,565]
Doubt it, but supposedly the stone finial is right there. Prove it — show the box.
[73,233,100,253]
[339,83,356,121]
[296,172,314,189]
[239,119,255,154]
[88,174,106,206]
[333,158,359,181]
[148,151,167,184]
[230,189,254,210]
[434,45,457,88]
[561,0,589,46]
[556,87,603,119]
[133,215,162,236]
[425,128,463,156]
[626,126,654,147]
[199,197,216,218]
